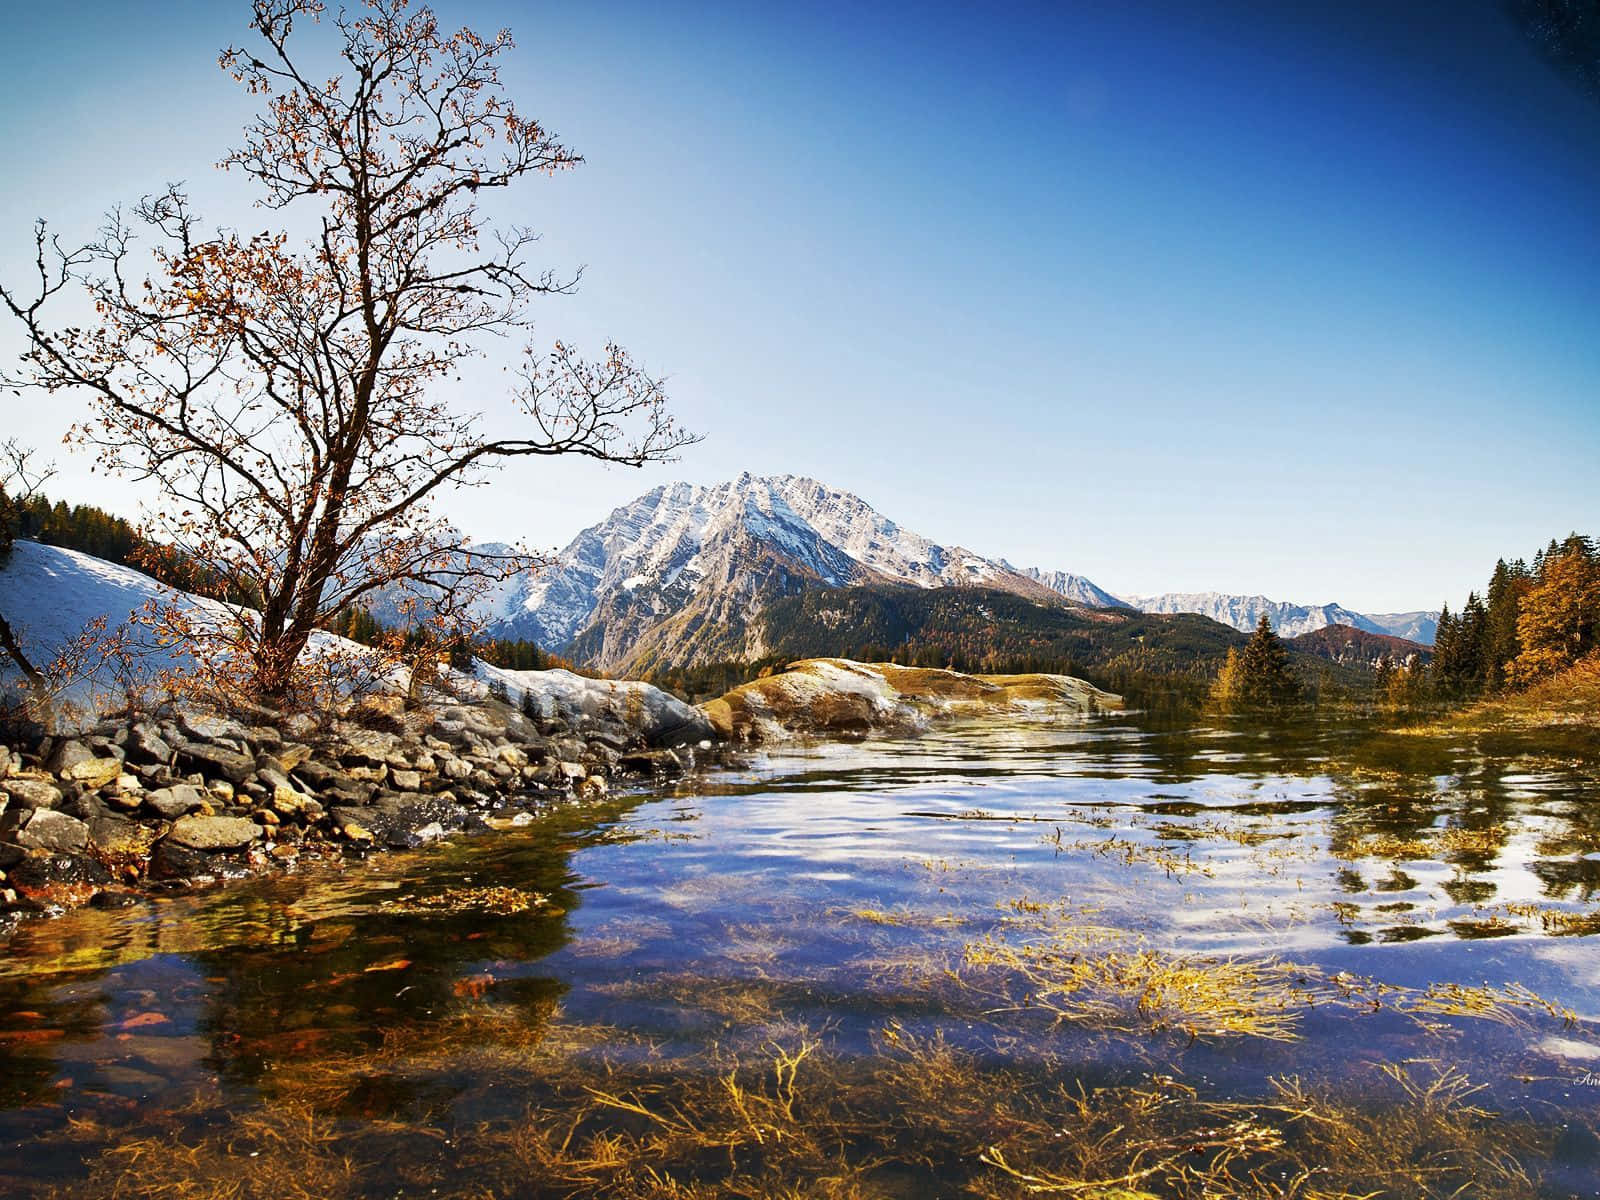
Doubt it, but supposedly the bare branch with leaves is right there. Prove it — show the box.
[1,0,699,706]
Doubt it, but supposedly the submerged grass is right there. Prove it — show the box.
[24,896,1586,1200]
[40,1025,1563,1200]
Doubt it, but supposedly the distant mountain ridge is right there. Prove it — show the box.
[1119,592,1438,644]
[473,473,1436,672]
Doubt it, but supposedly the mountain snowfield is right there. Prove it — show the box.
[473,473,1435,673]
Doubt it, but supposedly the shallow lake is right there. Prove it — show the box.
[3,712,1599,1197]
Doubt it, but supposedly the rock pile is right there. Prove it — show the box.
[0,690,718,924]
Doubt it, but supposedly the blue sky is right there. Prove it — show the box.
[2,0,1597,611]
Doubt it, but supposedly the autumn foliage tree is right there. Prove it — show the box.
[1,0,696,705]
[1507,541,1600,686]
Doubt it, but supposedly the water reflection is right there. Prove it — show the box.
[1,711,1598,1196]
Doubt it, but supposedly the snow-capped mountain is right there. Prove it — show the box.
[1119,592,1438,644]
[482,474,1077,673]
[478,474,1438,672]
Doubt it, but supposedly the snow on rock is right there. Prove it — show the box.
[473,663,714,748]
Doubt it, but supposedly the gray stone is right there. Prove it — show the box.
[126,723,173,764]
[390,768,423,791]
[175,742,256,784]
[492,669,717,748]
[46,740,94,775]
[3,778,63,811]
[167,815,263,851]
[337,729,400,767]
[86,737,126,761]
[177,712,251,746]
[290,759,337,789]
[144,785,206,820]
[16,809,90,853]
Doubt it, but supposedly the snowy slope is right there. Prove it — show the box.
[0,539,698,727]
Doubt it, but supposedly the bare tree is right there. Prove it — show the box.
[1,0,697,704]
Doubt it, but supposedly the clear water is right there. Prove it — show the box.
[3,712,1599,1197]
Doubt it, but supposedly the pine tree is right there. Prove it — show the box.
[1432,603,1458,691]
[1485,559,1527,690]
[1458,591,1489,689]
[1230,616,1302,708]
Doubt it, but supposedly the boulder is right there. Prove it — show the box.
[15,810,91,854]
[62,755,123,789]
[177,712,251,747]
[328,794,478,849]
[617,748,685,777]
[390,767,423,792]
[8,848,111,892]
[166,815,263,851]
[2,778,63,812]
[46,740,95,775]
[126,723,173,764]
[144,785,207,820]
[175,742,256,785]
[290,759,337,790]
[337,729,402,768]
[89,816,159,859]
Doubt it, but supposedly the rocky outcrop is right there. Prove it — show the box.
[481,666,716,748]
[701,659,1121,743]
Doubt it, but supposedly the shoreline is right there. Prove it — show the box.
[0,693,732,933]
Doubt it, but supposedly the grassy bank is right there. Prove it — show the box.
[1393,654,1600,759]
